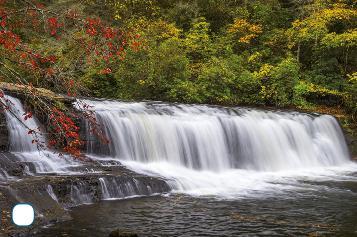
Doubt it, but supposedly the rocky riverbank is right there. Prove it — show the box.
[0,152,170,236]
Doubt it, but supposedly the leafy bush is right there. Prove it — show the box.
[256,58,300,106]
[197,57,235,104]
[293,81,345,107]
[345,73,357,120]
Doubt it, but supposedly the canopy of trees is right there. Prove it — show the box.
[82,0,356,115]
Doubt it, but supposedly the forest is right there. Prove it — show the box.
[0,0,356,154]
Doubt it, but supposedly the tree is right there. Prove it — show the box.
[54,0,356,128]
[185,17,215,62]
[256,57,300,106]
[226,18,263,53]
[0,0,140,158]
[287,2,356,69]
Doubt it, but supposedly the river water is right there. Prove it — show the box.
[40,168,357,236]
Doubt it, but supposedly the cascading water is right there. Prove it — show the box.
[1,95,168,207]
[82,100,355,197]
[3,95,44,152]
[46,184,59,202]
[70,181,94,205]
[98,176,166,200]
[2,95,77,173]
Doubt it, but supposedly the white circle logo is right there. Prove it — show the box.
[12,203,34,226]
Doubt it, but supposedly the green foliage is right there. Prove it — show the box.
[164,1,200,31]
[184,18,215,62]
[226,18,263,52]
[197,57,236,104]
[147,38,191,100]
[194,55,262,105]
[293,80,345,108]
[167,80,202,103]
[113,49,151,99]
[235,70,263,105]
[79,0,356,118]
[84,72,119,98]
[257,58,300,106]
[345,72,357,119]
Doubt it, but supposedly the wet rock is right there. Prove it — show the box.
[343,129,357,158]
[0,111,9,152]
[109,229,138,237]
[0,153,25,177]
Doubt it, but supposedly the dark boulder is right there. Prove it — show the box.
[109,229,138,237]
[0,111,9,152]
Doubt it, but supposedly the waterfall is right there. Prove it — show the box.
[84,100,350,170]
[70,181,93,205]
[2,95,77,173]
[2,95,44,152]
[1,95,169,205]
[99,177,111,199]
[98,176,166,200]
[46,185,59,202]
[81,100,354,197]
[2,95,354,199]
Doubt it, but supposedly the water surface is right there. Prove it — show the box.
[40,169,357,236]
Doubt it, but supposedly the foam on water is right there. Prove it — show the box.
[120,160,357,198]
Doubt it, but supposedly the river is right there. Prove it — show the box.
[40,169,357,236]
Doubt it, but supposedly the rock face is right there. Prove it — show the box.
[341,123,357,158]
[0,153,25,177]
[0,111,8,151]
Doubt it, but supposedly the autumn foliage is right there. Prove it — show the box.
[0,0,141,158]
